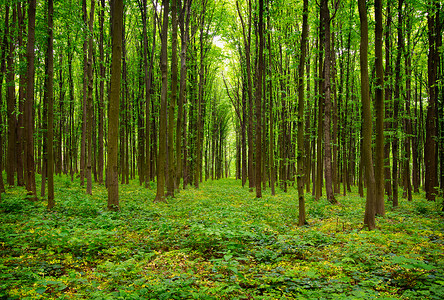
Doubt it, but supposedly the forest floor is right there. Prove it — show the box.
[1,176,444,299]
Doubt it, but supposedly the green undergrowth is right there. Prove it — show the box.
[1,176,443,299]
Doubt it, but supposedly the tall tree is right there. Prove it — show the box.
[154,0,169,202]
[425,1,438,202]
[359,0,377,230]
[98,0,105,185]
[86,0,95,195]
[107,0,123,211]
[46,0,55,208]
[80,0,88,187]
[167,0,179,196]
[374,0,385,215]
[321,0,336,204]
[255,0,264,198]
[298,0,309,225]
[177,0,192,190]
[236,0,254,190]
[393,0,404,208]
[6,6,17,187]
[25,0,37,199]
[0,6,9,195]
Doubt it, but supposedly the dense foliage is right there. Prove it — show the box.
[1,176,443,299]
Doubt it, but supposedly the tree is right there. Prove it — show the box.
[25,0,37,199]
[298,0,309,226]
[47,0,55,208]
[255,0,264,198]
[107,0,123,211]
[98,0,106,185]
[320,0,336,204]
[374,0,385,215]
[6,6,16,187]
[154,0,169,202]
[359,0,376,230]
[86,0,95,195]
[167,0,179,196]
[425,1,439,202]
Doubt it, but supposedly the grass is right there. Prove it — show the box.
[0,175,443,299]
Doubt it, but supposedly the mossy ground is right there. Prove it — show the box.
[1,176,443,299]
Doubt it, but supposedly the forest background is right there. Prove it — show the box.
[0,0,443,298]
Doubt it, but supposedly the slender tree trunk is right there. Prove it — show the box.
[359,0,376,230]
[315,25,324,201]
[403,8,412,201]
[107,0,123,211]
[298,0,309,225]
[267,3,275,195]
[0,7,9,194]
[321,0,336,204]
[25,0,37,199]
[6,6,16,187]
[16,3,25,187]
[178,0,191,190]
[374,0,385,214]
[392,0,403,207]
[46,0,55,208]
[384,2,393,201]
[80,0,87,187]
[255,0,264,198]
[425,4,438,202]
[154,0,169,202]
[144,0,156,189]
[167,0,178,196]
[98,0,105,185]
[86,0,95,195]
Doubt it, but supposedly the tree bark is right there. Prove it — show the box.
[80,0,88,187]
[6,6,16,187]
[392,0,403,208]
[86,0,95,195]
[359,0,377,230]
[321,0,336,204]
[374,0,385,214]
[425,3,438,202]
[255,0,264,198]
[167,0,178,196]
[154,0,169,202]
[47,0,55,208]
[25,0,37,199]
[107,0,123,211]
[98,0,105,185]
[298,0,309,225]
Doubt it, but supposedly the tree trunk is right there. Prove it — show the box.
[86,0,95,195]
[107,0,123,211]
[16,2,25,187]
[255,0,264,198]
[98,0,105,185]
[374,0,385,214]
[80,0,87,187]
[0,7,9,194]
[47,0,55,208]
[321,0,336,204]
[384,2,393,201]
[403,8,412,201]
[359,0,377,230]
[167,0,178,196]
[298,0,309,225]
[425,4,438,202]
[392,0,403,208]
[25,0,37,199]
[154,0,169,202]
[6,6,16,187]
